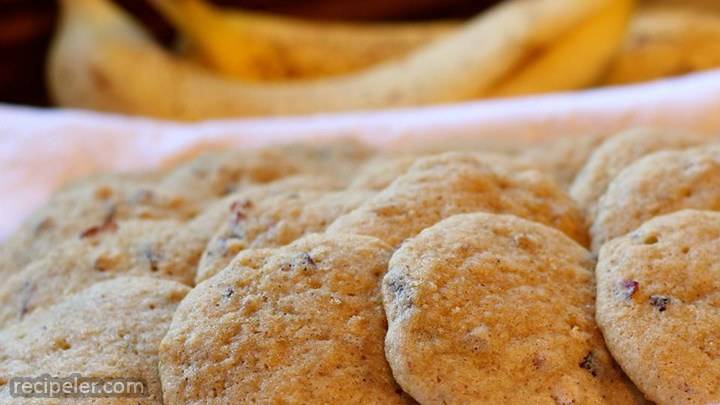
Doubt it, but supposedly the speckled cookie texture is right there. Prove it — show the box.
[571,128,711,216]
[328,152,589,248]
[596,210,720,405]
[591,146,720,251]
[0,277,190,405]
[0,219,203,329]
[159,233,409,404]
[382,213,642,405]
[160,139,374,200]
[517,133,606,188]
[197,189,373,283]
[0,178,200,275]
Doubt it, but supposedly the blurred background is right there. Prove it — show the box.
[0,0,500,106]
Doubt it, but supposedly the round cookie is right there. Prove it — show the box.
[349,151,529,191]
[596,210,720,404]
[0,277,190,404]
[0,219,202,329]
[161,139,374,200]
[591,146,720,251]
[197,189,373,283]
[571,128,711,216]
[349,154,422,190]
[0,177,201,275]
[328,152,589,248]
[517,133,606,188]
[160,234,409,404]
[382,213,642,404]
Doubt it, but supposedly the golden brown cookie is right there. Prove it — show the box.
[383,213,642,404]
[596,210,720,404]
[197,189,373,283]
[349,154,421,190]
[0,219,202,329]
[0,277,189,404]
[328,152,589,248]
[160,234,409,404]
[0,178,200,275]
[518,133,606,188]
[571,128,711,216]
[591,146,720,251]
[160,139,374,200]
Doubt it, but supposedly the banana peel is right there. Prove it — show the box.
[150,0,458,81]
[49,0,625,120]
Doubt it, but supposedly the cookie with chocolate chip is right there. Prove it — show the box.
[160,233,409,404]
[591,146,720,251]
[596,210,720,404]
[571,128,711,217]
[328,152,589,248]
[197,189,373,283]
[0,277,190,404]
[383,213,642,404]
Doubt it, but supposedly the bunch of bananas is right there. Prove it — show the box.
[47,0,720,120]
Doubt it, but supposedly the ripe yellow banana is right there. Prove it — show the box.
[490,0,635,97]
[605,6,720,84]
[149,0,458,81]
[49,0,626,120]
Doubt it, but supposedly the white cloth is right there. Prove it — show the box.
[2,70,720,238]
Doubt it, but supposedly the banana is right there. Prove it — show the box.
[49,0,624,120]
[490,0,635,97]
[149,0,459,81]
[605,6,720,84]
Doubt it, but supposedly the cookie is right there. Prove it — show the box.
[349,154,421,190]
[591,146,720,251]
[518,133,606,188]
[571,128,711,216]
[0,277,190,404]
[160,139,374,201]
[328,152,589,248]
[160,233,408,404]
[596,210,720,404]
[0,219,203,329]
[0,176,203,274]
[349,152,527,191]
[196,189,373,283]
[382,213,641,404]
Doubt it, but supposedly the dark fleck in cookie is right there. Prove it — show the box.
[196,189,373,283]
[0,220,203,329]
[596,210,720,405]
[0,179,201,276]
[160,234,409,404]
[591,146,720,251]
[383,213,642,404]
[0,277,190,404]
[328,152,589,248]
[571,128,711,216]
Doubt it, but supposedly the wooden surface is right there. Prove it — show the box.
[0,0,499,107]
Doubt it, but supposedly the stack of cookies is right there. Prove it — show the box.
[0,129,718,404]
